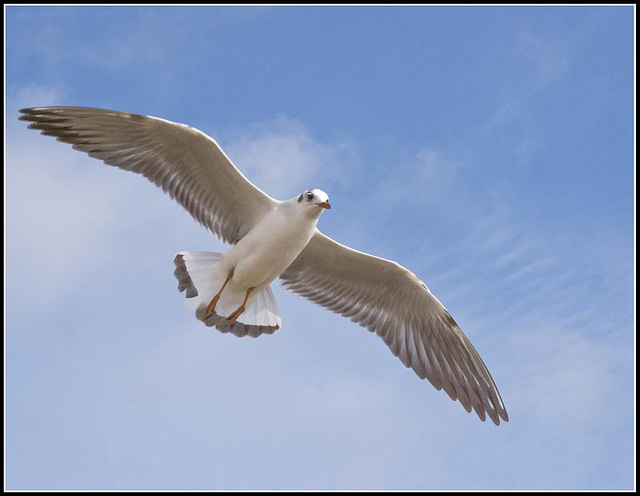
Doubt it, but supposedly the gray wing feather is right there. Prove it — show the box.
[281,230,509,425]
[19,106,277,244]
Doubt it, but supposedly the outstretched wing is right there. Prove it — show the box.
[281,230,509,425]
[19,106,277,244]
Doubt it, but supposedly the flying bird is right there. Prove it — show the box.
[19,106,509,425]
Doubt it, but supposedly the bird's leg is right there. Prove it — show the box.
[205,267,234,318]
[226,287,254,326]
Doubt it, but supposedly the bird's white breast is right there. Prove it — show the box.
[221,203,317,291]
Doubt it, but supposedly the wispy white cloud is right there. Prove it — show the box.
[379,147,463,210]
[222,116,361,200]
[516,28,571,87]
[481,26,573,169]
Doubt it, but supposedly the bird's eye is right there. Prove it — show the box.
[306,192,314,201]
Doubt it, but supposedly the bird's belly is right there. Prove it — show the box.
[223,220,314,290]
[233,249,297,289]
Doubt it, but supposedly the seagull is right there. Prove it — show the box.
[19,106,509,425]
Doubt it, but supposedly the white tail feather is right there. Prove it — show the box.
[174,251,281,337]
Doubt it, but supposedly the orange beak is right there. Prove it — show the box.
[318,201,331,210]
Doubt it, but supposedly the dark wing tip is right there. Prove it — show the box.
[487,404,510,426]
[18,107,64,123]
[500,409,510,423]
[18,108,38,120]
[19,106,52,116]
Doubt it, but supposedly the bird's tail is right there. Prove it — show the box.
[173,251,281,337]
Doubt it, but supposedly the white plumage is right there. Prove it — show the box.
[19,106,509,425]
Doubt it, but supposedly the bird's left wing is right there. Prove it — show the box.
[280,230,509,425]
[19,106,278,244]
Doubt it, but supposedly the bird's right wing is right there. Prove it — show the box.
[19,106,278,244]
[281,230,509,425]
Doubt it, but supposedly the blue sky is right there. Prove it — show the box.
[5,6,634,490]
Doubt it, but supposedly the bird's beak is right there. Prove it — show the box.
[318,201,331,210]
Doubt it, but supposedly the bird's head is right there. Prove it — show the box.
[296,188,331,218]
